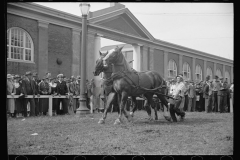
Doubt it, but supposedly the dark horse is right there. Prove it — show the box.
[94,46,173,124]
[94,52,161,124]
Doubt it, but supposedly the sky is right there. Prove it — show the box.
[34,2,233,60]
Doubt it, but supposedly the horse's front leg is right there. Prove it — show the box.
[143,94,154,122]
[98,92,116,124]
[114,92,130,124]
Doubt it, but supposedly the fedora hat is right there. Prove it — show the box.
[57,74,63,78]
[14,74,21,79]
[7,74,12,79]
[25,71,32,76]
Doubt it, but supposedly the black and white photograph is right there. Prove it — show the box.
[6,1,233,157]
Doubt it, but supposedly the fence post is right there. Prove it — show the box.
[49,96,52,116]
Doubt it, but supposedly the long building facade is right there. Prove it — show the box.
[7,3,233,85]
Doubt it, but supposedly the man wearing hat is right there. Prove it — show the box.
[21,71,36,117]
[7,74,16,118]
[212,75,221,112]
[203,75,211,113]
[217,78,227,113]
[32,72,41,116]
[187,80,196,112]
[169,74,186,122]
[13,74,24,117]
[56,74,68,115]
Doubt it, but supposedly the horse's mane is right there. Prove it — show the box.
[103,47,132,72]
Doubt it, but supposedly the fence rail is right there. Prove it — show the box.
[7,95,146,116]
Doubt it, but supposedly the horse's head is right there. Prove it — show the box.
[93,50,110,76]
[102,46,124,67]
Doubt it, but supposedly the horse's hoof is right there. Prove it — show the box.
[164,116,172,122]
[114,119,121,125]
[98,119,105,124]
[130,112,134,117]
[155,117,158,120]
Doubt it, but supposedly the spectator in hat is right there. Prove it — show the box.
[183,80,189,111]
[203,75,211,113]
[225,78,231,112]
[13,75,24,117]
[169,75,186,122]
[75,76,81,110]
[218,78,227,113]
[7,74,16,118]
[32,72,40,116]
[187,80,196,112]
[56,74,68,115]
[21,71,36,117]
[67,76,78,114]
[206,80,213,112]
[49,77,58,115]
[212,75,221,112]
[39,76,51,115]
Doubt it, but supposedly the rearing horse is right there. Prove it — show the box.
[100,46,172,124]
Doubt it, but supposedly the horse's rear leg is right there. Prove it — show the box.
[129,97,137,117]
[144,94,154,121]
[98,92,116,124]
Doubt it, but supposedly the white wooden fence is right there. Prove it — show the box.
[7,95,146,116]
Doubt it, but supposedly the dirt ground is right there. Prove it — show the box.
[7,110,233,155]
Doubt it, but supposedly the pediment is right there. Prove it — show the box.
[89,9,154,40]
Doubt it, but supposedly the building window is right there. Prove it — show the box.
[183,62,191,80]
[225,71,230,83]
[7,27,34,62]
[195,65,202,81]
[206,67,213,80]
[216,69,222,78]
[168,59,177,78]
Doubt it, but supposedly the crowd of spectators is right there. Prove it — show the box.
[166,74,234,114]
[6,71,96,118]
[6,71,234,119]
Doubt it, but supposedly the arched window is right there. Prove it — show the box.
[195,65,202,81]
[206,67,213,80]
[216,69,222,78]
[7,27,34,62]
[225,71,230,83]
[183,62,191,80]
[168,59,177,78]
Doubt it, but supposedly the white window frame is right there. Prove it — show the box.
[225,71,230,83]
[195,65,202,81]
[168,59,177,78]
[216,69,222,78]
[206,67,213,80]
[7,27,34,63]
[183,62,191,80]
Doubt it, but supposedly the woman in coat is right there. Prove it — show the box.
[7,74,16,118]
[14,75,24,117]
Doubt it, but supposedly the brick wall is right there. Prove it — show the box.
[153,49,164,76]
[7,13,38,75]
[48,24,72,78]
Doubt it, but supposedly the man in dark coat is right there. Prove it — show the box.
[212,75,221,112]
[32,72,40,116]
[56,74,68,115]
[218,78,227,113]
[203,75,210,113]
[21,71,36,117]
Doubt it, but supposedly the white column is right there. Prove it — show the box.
[213,62,217,78]
[149,48,154,71]
[164,51,168,80]
[72,29,81,77]
[178,54,183,75]
[223,64,226,79]
[141,46,148,71]
[203,60,207,80]
[132,44,141,71]
[192,57,196,81]
[94,34,101,87]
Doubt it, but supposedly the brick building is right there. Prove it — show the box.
[7,3,233,84]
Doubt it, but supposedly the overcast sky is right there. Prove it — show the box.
[35,2,233,60]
